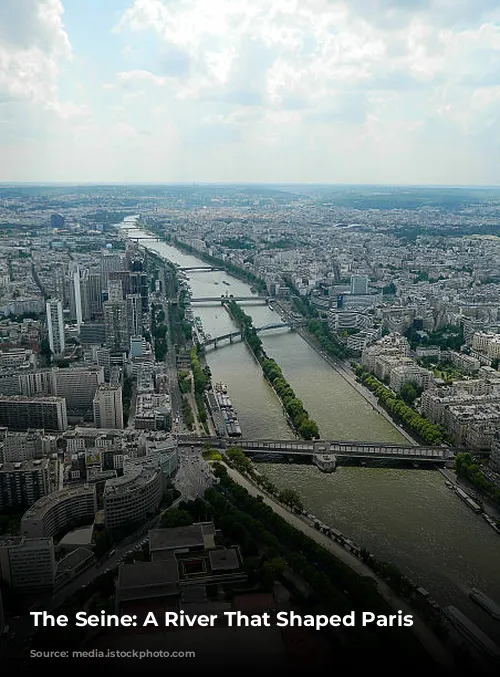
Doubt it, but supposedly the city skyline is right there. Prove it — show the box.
[1,0,500,185]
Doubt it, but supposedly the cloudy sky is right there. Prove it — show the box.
[1,0,500,184]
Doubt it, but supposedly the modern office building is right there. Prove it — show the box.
[46,299,65,355]
[0,395,67,431]
[81,270,103,320]
[50,213,65,229]
[0,536,56,592]
[0,458,51,510]
[79,322,106,345]
[71,264,83,330]
[50,366,105,414]
[108,279,124,302]
[21,484,97,539]
[350,274,369,296]
[126,294,142,338]
[103,300,128,352]
[103,465,163,530]
[93,385,124,429]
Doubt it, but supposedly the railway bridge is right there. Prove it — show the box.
[178,436,455,465]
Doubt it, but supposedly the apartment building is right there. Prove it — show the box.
[21,484,97,539]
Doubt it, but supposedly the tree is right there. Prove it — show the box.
[400,382,420,405]
[260,557,285,588]
[278,487,303,513]
[159,509,193,528]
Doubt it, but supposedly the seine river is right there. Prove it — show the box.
[125,223,500,642]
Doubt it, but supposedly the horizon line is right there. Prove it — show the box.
[0,181,500,188]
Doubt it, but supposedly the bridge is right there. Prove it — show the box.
[129,236,160,242]
[201,321,307,348]
[180,266,224,272]
[178,436,455,465]
[190,295,269,304]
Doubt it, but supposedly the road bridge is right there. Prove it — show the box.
[190,295,269,304]
[180,266,224,272]
[202,321,307,348]
[178,436,455,465]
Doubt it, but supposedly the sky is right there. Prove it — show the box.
[0,0,500,185]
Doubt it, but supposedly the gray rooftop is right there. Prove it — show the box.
[209,548,240,572]
[118,561,180,602]
[149,525,205,552]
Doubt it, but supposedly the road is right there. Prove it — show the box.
[224,464,456,673]
[174,445,215,500]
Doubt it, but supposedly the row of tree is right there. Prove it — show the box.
[201,467,431,663]
[261,357,320,439]
[354,365,445,444]
[455,452,500,508]
[180,396,194,430]
[308,318,352,359]
[190,346,211,429]
[151,302,168,361]
[223,447,304,512]
[173,238,267,293]
[227,301,320,440]
[227,300,264,358]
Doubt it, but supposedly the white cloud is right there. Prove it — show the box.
[2,0,500,183]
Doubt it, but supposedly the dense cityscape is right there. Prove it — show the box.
[3,0,500,671]
[0,183,498,670]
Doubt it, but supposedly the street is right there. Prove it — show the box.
[174,445,215,500]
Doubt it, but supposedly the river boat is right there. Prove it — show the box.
[222,280,230,286]
[214,382,241,437]
[469,589,500,621]
[454,485,482,512]
[482,513,500,535]
[444,606,500,664]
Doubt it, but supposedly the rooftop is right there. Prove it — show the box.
[21,484,95,522]
[104,465,160,497]
[56,547,94,574]
[149,523,215,553]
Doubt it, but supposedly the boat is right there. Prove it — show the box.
[214,382,241,437]
[222,280,230,286]
[444,605,500,664]
[445,480,453,489]
[454,485,482,512]
[469,589,500,621]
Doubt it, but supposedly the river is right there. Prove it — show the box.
[123,221,500,642]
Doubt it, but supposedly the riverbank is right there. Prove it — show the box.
[223,463,455,672]
[437,467,500,523]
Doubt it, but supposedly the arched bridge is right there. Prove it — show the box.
[178,436,455,465]
[201,321,307,348]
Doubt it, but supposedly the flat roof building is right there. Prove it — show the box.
[21,484,97,539]
[0,536,56,592]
